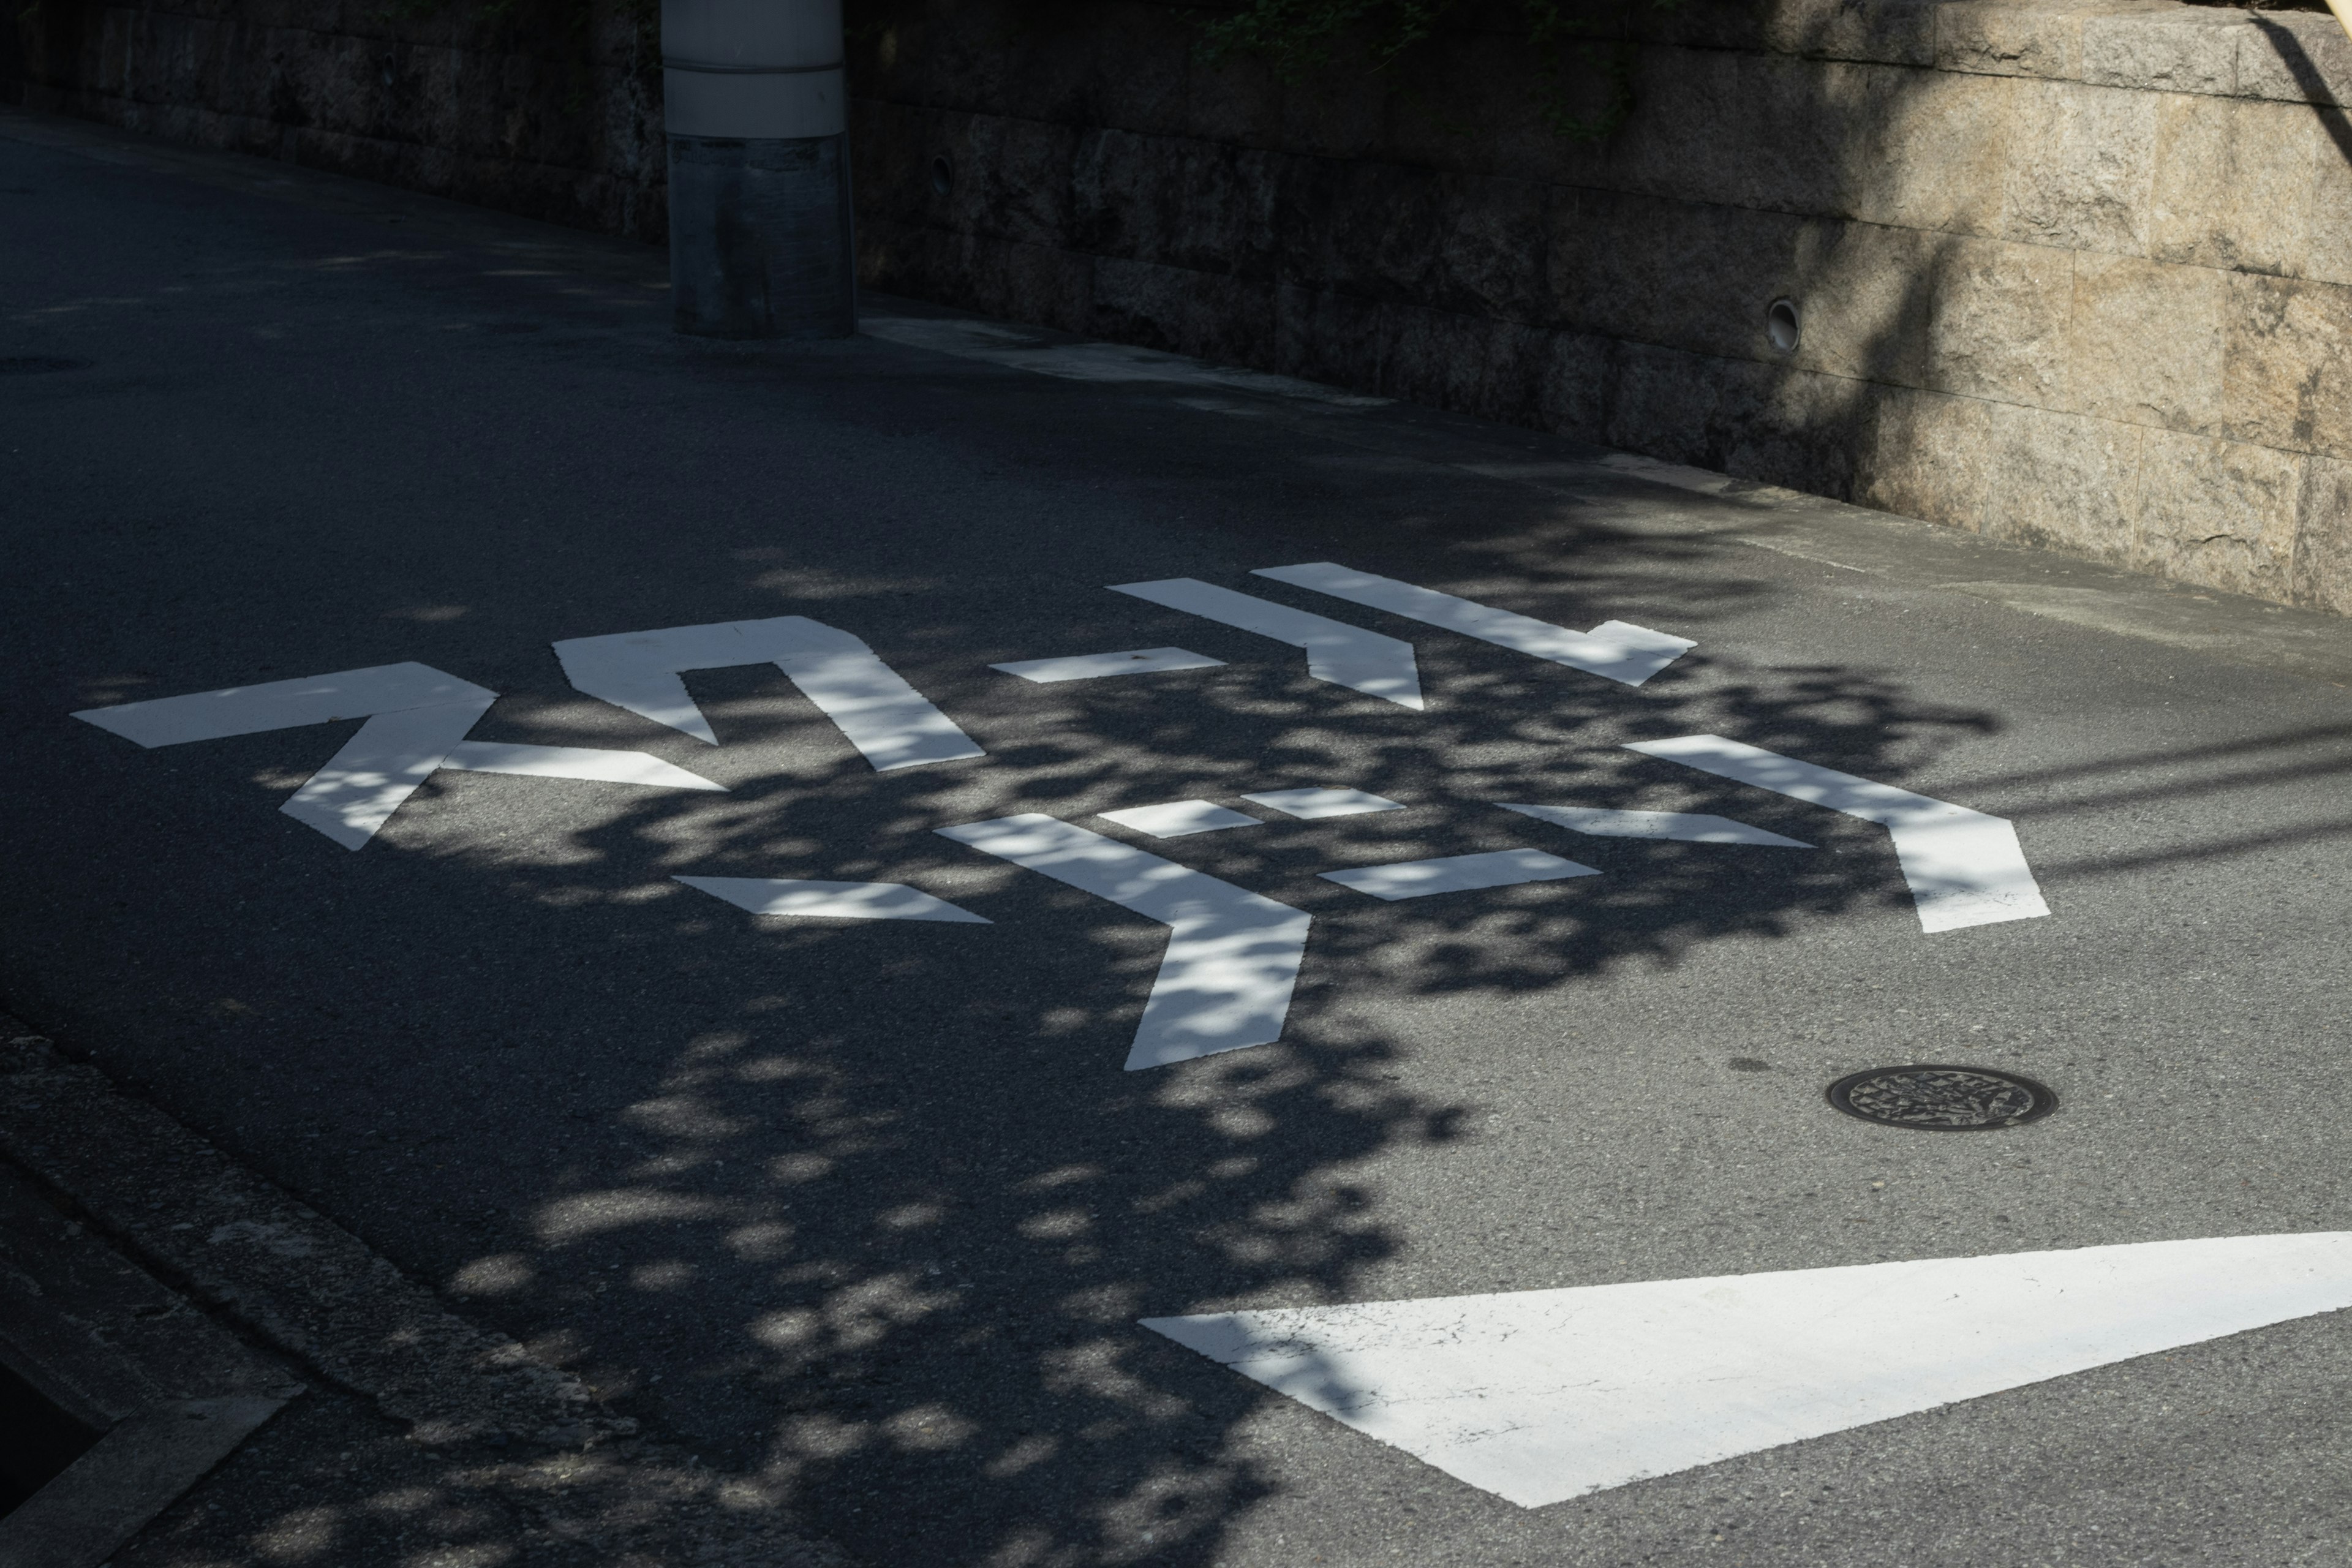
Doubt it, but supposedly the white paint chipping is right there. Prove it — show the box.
[1144,1232,2352,1508]
[1242,788,1405,820]
[936,814,1310,1069]
[1254,562,1695,686]
[1319,848,1598,900]
[990,647,1226,683]
[552,616,984,771]
[73,663,500,850]
[1098,800,1264,839]
[674,876,990,923]
[1624,735,2048,932]
[442,742,726,791]
[1498,802,1810,848]
[1109,579,1424,709]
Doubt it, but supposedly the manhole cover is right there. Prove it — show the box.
[0,356,92,375]
[1826,1065,2055,1130]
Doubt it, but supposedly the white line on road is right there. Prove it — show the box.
[552,617,984,771]
[1097,800,1264,838]
[442,742,727,791]
[1144,1231,2352,1508]
[1241,788,1404,819]
[1109,579,1424,709]
[1624,735,2048,932]
[936,814,1311,1069]
[73,664,500,850]
[675,876,990,922]
[1319,848,1599,900]
[1498,802,1811,847]
[1254,562,1695,686]
[990,647,1227,683]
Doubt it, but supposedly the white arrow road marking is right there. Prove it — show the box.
[73,664,499,850]
[936,814,1311,1069]
[1145,1232,2352,1509]
[1254,562,1695,686]
[1109,579,1423,709]
[1624,736,2048,933]
[1242,788,1405,820]
[675,877,990,922]
[1319,848,1600,900]
[1098,801,1264,839]
[1498,802,1812,848]
[441,742,726,791]
[552,617,984,771]
[990,647,1226,683]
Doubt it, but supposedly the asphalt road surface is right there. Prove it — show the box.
[7,108,2352,1567]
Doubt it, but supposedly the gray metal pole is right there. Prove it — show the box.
[662,0,856,339]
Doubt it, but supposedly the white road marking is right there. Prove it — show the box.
[1624,735,2048,932]
[860,317,1389,408]
[1498,802,1811,848]
[72,663,499,850]
[1144,1232,2352,1509]
[1109,579,1424,709]
[442,742,726,791]
[1319,848,1598,900]
[674,876,990,922]
[1254,562,1695,686]
[1098,800,1264,838]
[1242,788,1405,820]
[990,647,1226,683]
[552,616,984,771]
[935,814,1311,1069]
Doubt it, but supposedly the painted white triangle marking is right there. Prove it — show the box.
[1145,1233,2352,1507]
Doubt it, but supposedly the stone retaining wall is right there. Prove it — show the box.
[4,0,666,239]
[10,0,2352,612]
[852,0,2352,614]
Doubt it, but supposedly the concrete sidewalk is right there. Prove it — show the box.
[6,105,2352,1568]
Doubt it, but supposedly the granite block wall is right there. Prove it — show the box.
[850,0,2352,614]
[10,0,2352,611]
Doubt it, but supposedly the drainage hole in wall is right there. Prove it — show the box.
[930,154,954,197]
[1766,298,1801,353]
[0,356,93,375]
[0,1359,102,1516]
[1827,1065,2055,1130]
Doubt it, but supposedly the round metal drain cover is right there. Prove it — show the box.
[1826,1065,2054,1130]
[0,356,92,375]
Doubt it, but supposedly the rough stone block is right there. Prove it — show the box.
[1716,359,1879,496]
[1548,190,1809,360]
[1090,255,1276,363]
[2291,455,2352,613]
[2080,9,2241,96]
[1605,341,1727,467]
[2233,11,2352,108]
[1926,233,2073,404]
[1272,282,1386,394]
[2066,251,2225,432]
[1788,217,1939,386]
[1855,385,2000,528]
[2299,137,2352,288]
[2002,79,2158,254]
[1072,127,1277,277]
[1535,328,1616,443]
[2222,272,2352,456]
[1985,401,2144,560]
[2128,427,2304,597]
[1936,0,2100,81]
[1849,68,2017,235]
[2149,94,2319,277]
[1379,306,1553,426]
[1763,0,1942,66]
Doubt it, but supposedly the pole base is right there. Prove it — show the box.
[668,133,856,340]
